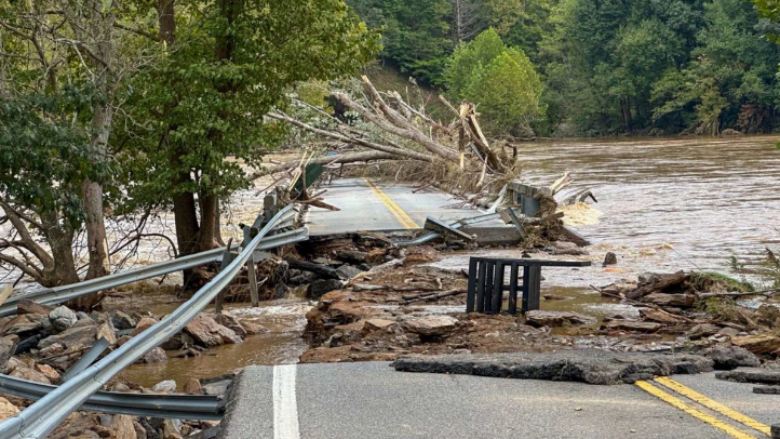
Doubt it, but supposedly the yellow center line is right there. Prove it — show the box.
[364,179,420,230]
[655,377,771,436]
[635,381,759,439]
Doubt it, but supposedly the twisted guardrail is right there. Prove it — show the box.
[0,205,300,438]
[0,208,300,317]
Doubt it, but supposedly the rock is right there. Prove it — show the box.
[603,320,662,332]
[241,321,268,334]
[10,366,51,384]
[133,421,148,439]
[722,128,743,136]
[49,306,79,332]
[216,312,248,338]
[336,265,364,280]
[0,397,19,421]
[38,324,97,350]
[307,279,343,299]
[335,250,368,264]
[183,378,202,395]
[2,314,45,336]
[131,317,158,336]
[35,363,61,382]
[109,414,137,439]
[152,380,177,393]
[96,323,117,346]
[687,323,720,340]
[76,311,91,320]
[111,310,137,331]
[525,311,597,327]
[184,315,242,347]
[363,319,399,333]
[4,357,27,374]
[642,293,695,307]
[0,336,16,372]
[138,347,168,364]
[160,334,183,351]
[393,350,715,385]
[202,380,231,397]
[731,334,780,354]
[162,418,182,439]
[603,252,618,266]
[17,299,53,316]
[402,316,458,338]
[753,386,780,395]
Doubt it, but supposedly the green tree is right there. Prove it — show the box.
[444,28,506,98]
[463,49,542,135]
[116,0,378,281]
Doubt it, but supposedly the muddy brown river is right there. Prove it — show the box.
[122,135,780,387]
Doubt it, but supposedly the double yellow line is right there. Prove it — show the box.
[636,377,770,439]
[364,178,419,230]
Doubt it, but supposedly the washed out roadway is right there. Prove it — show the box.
[305,178,502,235]
[219,362,780,439]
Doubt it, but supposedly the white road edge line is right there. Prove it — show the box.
[273,364,300,439]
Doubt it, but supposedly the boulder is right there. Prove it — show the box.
[133,421,148,439]
[241,321,268,335]
[603,320,662,332]
[35,363,61,382]
[131,317,158,336]
[183,378,202,395]
[4,357,27,374]
[525,311,597,328]
[307,279,343,299]
[0,397,19,422]
[17,300,53,316]
[184,315,242,347]
[2,314,45,336]
[109,414,137,439]
[731,334,780,355]
[138,347,167,364]
[0,336,16,372]
[603,252,618,266]
[10,366,51,384]
[216,312,248,338]
[49,306,79,332]
[687,324,721,340]
[162,419,182,439]
[111,310,137,331]
[152,380,177,393]
[38,324,97,350]
[76,311,91,320]
[402,316,459,338]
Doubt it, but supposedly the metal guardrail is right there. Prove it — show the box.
[0,374,221,420]
[0,222,305,317]
[0,205,300,439]
[393,212,502,246]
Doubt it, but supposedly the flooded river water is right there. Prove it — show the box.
[122,135,780,385]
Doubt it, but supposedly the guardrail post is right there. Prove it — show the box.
[216,241,236,315]
[246,253,259,307]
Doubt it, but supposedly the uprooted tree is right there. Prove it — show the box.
[262,75,519,195]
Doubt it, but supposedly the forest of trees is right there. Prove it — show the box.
[347,0,780,136]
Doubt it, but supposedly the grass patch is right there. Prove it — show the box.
[690,271,754,293]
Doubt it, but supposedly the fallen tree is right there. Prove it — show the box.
[255,76,517,189]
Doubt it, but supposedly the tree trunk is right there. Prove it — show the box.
[620,98,632,131]
[198,192,219,251]
[40,212,80,288]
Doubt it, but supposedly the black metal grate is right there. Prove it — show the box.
[466,257,591,314]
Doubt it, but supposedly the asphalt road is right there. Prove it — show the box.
[219,362,779,439]
[305,178,502,235]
